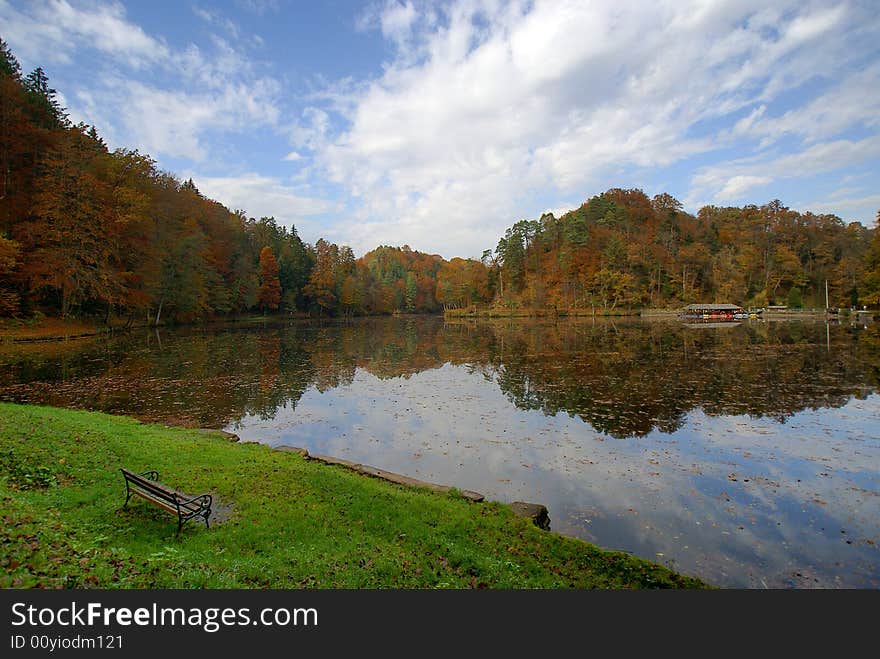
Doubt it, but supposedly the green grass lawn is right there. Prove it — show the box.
[0,403,708,589]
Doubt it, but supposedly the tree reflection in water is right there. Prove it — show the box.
[2,317,875,436]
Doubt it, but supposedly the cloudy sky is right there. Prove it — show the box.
[2,0,878,258]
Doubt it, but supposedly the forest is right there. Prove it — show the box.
[2,38,879,323]
[485,192,878,313]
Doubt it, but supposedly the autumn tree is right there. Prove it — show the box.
[0,38,26,230]
[258,245,281,312]
[0,235,20,314]
[860,211,880,307]
[1,39,57,260]
[17,127,119,316]
[304,239,339,314]
[153,218,211,324]
[436,258,490,309]
[590,269,637,313]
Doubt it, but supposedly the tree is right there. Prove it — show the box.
[23,67,66,129]
[0,39,21,79]
[678,243,711,301]
[258,246,281,312]
[860,210,880,307]
[153,218,211,324]
[652,192,683,218]
[304,239,339,314]
[436,258,489,309]
[712,247,746,304]
[590,269,637,313]
[339,274,360,315]
[562,206,590,247]
[495,225,527,293]
[481,248,503,299]
[0,235,20,314]
[1,40,51,237]
[405,272,417,312]
[18,127,121,316]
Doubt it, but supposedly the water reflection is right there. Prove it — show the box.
[1,317,878,588]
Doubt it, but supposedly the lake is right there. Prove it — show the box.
[1,316,878,588]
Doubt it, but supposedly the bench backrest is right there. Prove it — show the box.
[121,469,178,504]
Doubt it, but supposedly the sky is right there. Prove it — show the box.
[1,0,879,259]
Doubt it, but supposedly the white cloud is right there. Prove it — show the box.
[729,64,880,146]
[784,4,847,46]
[772,135,880,173]
[803,193,880,224]
[289,107,331,152]
[357,0,429,58]
[192,173,338,240]
[545,203,578,220]
[72,73,280,162]
[0,0,170,68]
[381,1,418,48]
[108,83,216,160]
[689,135,880,207]
[305,0,879,257]
[716,175,772,201]
[192,5,241,41]
[1,1,283,164]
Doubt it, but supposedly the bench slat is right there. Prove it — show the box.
[129,489,180,514]
[129,480,177,501]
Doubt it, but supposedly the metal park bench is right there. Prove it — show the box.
[121,468,212,535]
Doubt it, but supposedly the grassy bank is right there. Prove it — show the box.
[0,403,707,589]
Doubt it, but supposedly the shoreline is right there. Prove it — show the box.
[3,305,872,344]
[0,402,707,589]
[0,313,309,343]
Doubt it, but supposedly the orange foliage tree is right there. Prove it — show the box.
[258,246,281,312]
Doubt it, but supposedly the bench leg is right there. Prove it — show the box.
[176,517,184,536]
[123,484,132,507]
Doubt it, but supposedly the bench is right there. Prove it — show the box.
[121,468,212,535]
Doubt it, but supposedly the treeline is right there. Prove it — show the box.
[0,40,483,321]
[0,40,314,322]
[484,191,880,312]
[2,39,879,322]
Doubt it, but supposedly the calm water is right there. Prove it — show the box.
[2,316,878,588]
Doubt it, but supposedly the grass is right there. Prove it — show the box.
[0,403,709,589]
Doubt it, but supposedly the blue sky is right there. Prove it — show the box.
[2,0,879,259]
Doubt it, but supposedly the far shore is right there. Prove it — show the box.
[0,313,303,343]
[3,305,874,343]
[443,306,872,320]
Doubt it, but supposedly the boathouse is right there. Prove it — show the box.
[681,303,743,318]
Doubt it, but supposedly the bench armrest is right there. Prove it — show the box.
[139,470,160,481]
[178,493,212,510]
